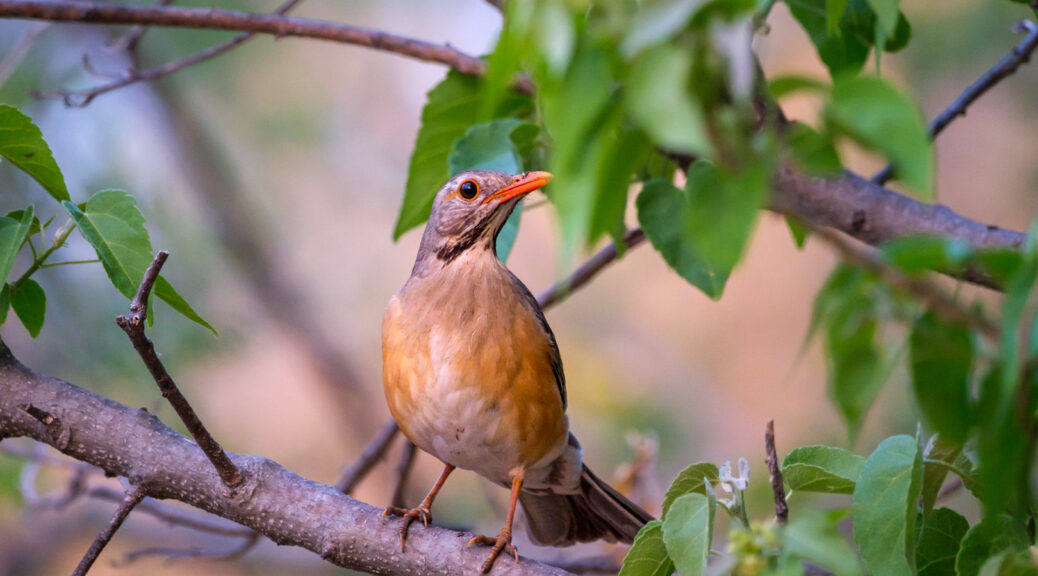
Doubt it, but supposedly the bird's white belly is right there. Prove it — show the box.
[407,382,520,483]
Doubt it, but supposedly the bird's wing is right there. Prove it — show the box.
[507,270,566,410]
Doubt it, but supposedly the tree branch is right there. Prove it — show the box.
[390,439,418,509]
[0,344,570,576]
[0,0,487,75]
[337,419,399,494]
[537,228,646,309]
[71,484,147,576]
[35,0,305,107]
[872,20,1038,186]
[115,251,243,489]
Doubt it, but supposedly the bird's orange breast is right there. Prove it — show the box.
[382,259,567,483]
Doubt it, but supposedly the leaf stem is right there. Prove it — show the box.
[40,258,99,268]
[12,217,76,290]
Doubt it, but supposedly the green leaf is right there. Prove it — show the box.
[915,507,968,576]
[786,0,910,77]
[153,277,216,336]
[3,208,42,236]
[0,206,34,283]
[638,179,729,299]
[827,0,849,33]
[619,520,675,576]
[979,549,1038,576]
[852,435,923,576]
[909,311,974,444]
[865,0,899,37]
[785,122,842,176]
[768,75,830,99]
[955,515,1029,576]
[784,509,864,576]
[882,236,973,275]
[622,0,704,56]
[11,278,45,338]
[662,492,714,576]
[447,118,534,262]
[782,445,865,494]
[787,217,810,249]
[395,70,532,239]
[626,44,711,156]
[825,281,883,441]
[0,284,9,327]
[827,76,932,197]
[0,105,69,202]
[63,190,215,334]
[661,462,720,518]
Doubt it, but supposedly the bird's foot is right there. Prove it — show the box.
[381,505,433,551]
[467,529,518,574]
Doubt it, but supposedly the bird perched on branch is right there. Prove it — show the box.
[382,170,653,573]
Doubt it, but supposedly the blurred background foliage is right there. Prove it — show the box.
[0,1,1037,575]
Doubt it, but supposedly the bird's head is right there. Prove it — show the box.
[416,170,552,266]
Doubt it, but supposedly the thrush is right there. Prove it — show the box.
[382,170,653,573]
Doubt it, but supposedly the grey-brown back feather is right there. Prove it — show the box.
[519,465,654,546]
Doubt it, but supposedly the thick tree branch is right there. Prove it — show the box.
[71,484,147,576]
[0,0,487,75]
[872,20,1038,185]
[116,251,243,489]
[0,345,570,576]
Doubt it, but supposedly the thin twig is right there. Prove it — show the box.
[71,484,147,576]
[106,0,176,54]
[116,531,261,566]
[537,228,646,309]
[0,21,48,86]
[89,486,253,537]
[390,440,418,509]
[812,227,1001,341]
[35,0,304,107]
[872,20,1038,185]
[115,251,243,488]
[336,419,399,494]
[765,420,788,525]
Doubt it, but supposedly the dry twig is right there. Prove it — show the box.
[71,484,147,576]
[115,251,243,488]
[35,0,304,107]
[765,420,788,525]
[337,419,400,494]
[390,440,418,509]
[872,20,1038,185]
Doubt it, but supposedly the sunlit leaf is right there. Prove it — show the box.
[619,520,675,576]
[828,76,932,197]
[852,435,923,576]
[0,105,69,202]
[63,190,215,334]
[782,445,864,494]
[626,44,711,156]
[662,492,713,576]
[661,462,720,518]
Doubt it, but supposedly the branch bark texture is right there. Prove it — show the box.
[0,344,569,576]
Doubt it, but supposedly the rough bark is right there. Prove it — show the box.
[0,342,569,576]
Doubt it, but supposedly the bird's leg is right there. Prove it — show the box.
[382,463,455,551]
[468,470,524,574]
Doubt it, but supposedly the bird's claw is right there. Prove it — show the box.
[381,505,433,552]
[467,530,517,573]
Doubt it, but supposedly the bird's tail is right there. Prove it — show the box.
[519,465,654,547]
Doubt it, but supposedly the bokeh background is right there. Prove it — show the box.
[0,1,1035,574]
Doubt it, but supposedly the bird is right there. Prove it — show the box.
[381,169,654,573]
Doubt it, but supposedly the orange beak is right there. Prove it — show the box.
[483,171,553,204]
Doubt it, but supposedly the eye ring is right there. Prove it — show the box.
[458,180,479,201]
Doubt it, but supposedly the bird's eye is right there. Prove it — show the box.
[458,180,479,201]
